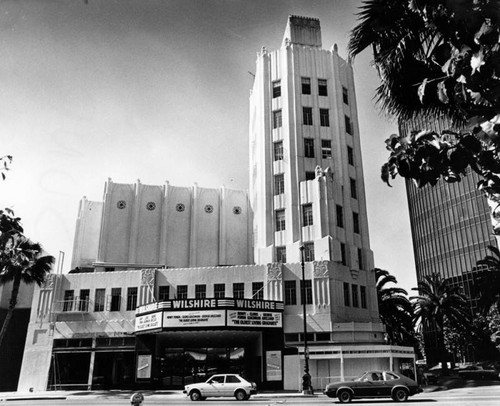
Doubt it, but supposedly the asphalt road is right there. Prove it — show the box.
[2,385,500,406]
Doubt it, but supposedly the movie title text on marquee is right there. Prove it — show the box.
[163,310,226,328]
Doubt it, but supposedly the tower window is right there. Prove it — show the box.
[321,140,332,159]
[214,283,225,298]
[302,204,313,226]
[345,115,352,135]
[347,146,354,165]
[300,279,313,304]
[303,107,313,126]
[274,141,284,161]
[360,286,367,308]
[273,110,282,129]
[274,174,285,195]
[350,178,357,199]
[340,243,346,265]
[301,77,311,94]
[353,212,360,234]
[320,109,330,127]
[318,79,328,96]
[343,282,350,306]
[195,284,206,299]
[284,280,297,305]
[276,246,286,263]
[358,247,363,270]
[342,86,349,104]
[352,284,359,307]
[304,138,314,158]
[273,80,281,98]
[303,242,314,262]
[233,283,245,299]
[336,205,344,228]
[275,209,286,231]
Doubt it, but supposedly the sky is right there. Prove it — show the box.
[0,0,417,293]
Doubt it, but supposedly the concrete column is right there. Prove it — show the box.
[87,339,96,390]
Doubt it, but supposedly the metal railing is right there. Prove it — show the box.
[53,298,92,313]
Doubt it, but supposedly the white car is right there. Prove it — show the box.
[183,373,257,401]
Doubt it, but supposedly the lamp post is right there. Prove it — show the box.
[299,245,313,395]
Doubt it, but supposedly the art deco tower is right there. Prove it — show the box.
[249,16,372,273]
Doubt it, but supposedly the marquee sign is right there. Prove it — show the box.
[135,298,283,333]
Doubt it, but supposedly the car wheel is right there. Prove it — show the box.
[337,389,352,403]
[190,390,202,401]
[235,389,247,401]
[393,388,408,402]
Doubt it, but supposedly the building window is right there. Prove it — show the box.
[303,107,313,125]
[304,138,314,157]
[316,332,331,341]
[345,115,352,135]
[305,171,315,181]
[274,174,285,195]
[126,287,138,311]
[353,212,360,234]
[350,178,357,199]
[272,80,281,98]
[284,280,297,305]
[320,108,330,127]
[177,285,188,299]
[347,146,354,165]
[79,289,90,312]
[274,141,283,161]
[94,289,105,312]
[110,288,121,311]
[340,243,346,265]
[275,209,286,231]
[273,110,282,129]
[336,205,344,228]
[158,285,169,301]
[302,204,313,226]
[321,140,332,159]
[195,284,206,299]
[342,86,349,104]
[214,283,225,298]
[63,290,74,312]
[276,247,286,263]
[352,284,359,308]
[360,286,367,309]
[303,242,314,262]
[252,282,264,299]
[343,282,350,306]
[318,79,328,96]
[358,248,363,270]
[233,283,245,299]
[301,77,311,94]
[300,279,313,305]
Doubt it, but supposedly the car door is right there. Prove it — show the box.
[355,372,386,397]
[205,375,225,396]
[224,374,242,396]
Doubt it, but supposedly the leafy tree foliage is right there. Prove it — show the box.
[0,155,12,181]
[0,209,54,348]
[474,245,500,314]
[412,273,472,371]
[349,0,500,240]
[374,268,416,346]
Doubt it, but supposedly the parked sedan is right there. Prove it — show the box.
[324,370,423,403]
[184,373,257,401]
[458,365,500,380]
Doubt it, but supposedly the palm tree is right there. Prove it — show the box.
[374,268,415,346]
[474,245,500,314]
[411,273,472,373]
[348,1,500,244]
[0,211,54,348]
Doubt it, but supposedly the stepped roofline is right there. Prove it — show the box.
[281,15,322,48]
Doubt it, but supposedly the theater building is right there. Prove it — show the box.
[17,16,415,392]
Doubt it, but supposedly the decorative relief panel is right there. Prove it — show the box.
[146,202,156,211]
[117,200,126,209]
[350,269,359,280]
[267,263,282,281]
[41,274,55,290]
[313,261,329,279]
[141,269,156,286]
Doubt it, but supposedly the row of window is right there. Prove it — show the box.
[272,78,349,105]
[62,287,137,313]
[275,242,314,263]
[274,140,354,164]
[343,282,368,308]
[272,109,353,135]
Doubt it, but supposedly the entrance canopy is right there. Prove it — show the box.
[135,298,284,334]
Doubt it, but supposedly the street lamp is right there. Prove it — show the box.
[299,245,313,395]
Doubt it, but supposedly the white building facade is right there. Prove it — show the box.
[17,16,415,393]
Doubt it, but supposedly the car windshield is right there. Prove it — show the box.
[353,372,368,382]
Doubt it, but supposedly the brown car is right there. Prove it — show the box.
[324,370,423,403]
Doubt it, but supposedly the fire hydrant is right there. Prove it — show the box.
[130,392,144,406]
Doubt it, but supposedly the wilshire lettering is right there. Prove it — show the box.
[172,299,217,309]
[236,300,276,310]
